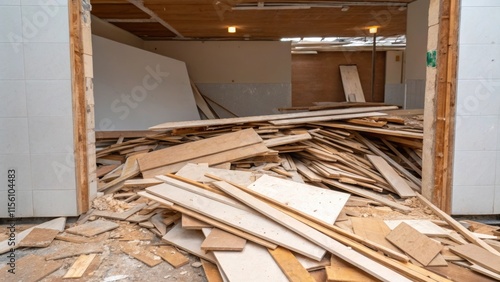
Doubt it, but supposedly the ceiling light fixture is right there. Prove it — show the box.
[341,6,349,12]
[228,26,236,33]
[369,27,378,34]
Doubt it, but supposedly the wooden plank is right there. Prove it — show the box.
[426,262,494,282]
[386,222,443,266]
[138,128,262,171]
[263,133,312,147]
[55,232,108,244]
[382,139,422,176]
[120,243,162,267]
[0,254,62,281]
[96,164,119,178]
[366,155,416,198]
[153,245,189,268]
[339,65,365,102]
[247,174,350,225]
[450,244,500,275]
[270,111,388,126]
[201,228,288,282]
[66,219,119,237]
[416,193,500,256]
[351,217,403,255]
[93,203,147,220]
[162,222,216,263]
[63,253,97,278]
[268,246,316,282]
[295,159,322,182]
[384,220,450,237]
[141,143,270,178]
[191,80,217,119]
[469,263,500,281]
[46,244,103,260]
[317,122,424,139]
[176,163,255,187]
[201,228,247,251]
[201,259,224,282]
[150,213,168,235]
[18,228,59,248]
[147,183,325,261]
[150,106,398,130]
[182,214,212,229]
[213,181,412,282]
[0,217,66,254]
[162,212,181,226]
[326,255,378,282]
[123,178,163,189]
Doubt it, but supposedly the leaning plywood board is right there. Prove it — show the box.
[339,65,365,102]
[366,155,416,198]
[142,143,270,178]
[384,220,451,237]
[176,163,256,187]
[247,174,350,225]
[450,243,500,275]
[18,228,59,248]
[201,228,247,251]
[214,181,412,282]
[138,128,262,171]
[201,228,288,282]
[162,222,217,263]
[0,217,66,254]
[147,183,325,261]
[386,222,442,266]
[268,246,316,282]
[0,254,62,281]
[66,219,119,237]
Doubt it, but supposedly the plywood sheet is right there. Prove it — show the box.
[201,228,247,251]
[339,65,365,102]
[162,222,216,263]
[351,217,403,254]
[247,174,350,225]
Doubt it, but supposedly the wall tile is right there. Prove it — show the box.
[26,80,71,116]
[0,154,32,191]
[0,0,21,5]
[0,43,24,79]
[454,115,497,151]
[33,189,77,216]
[461,0,500,7]
[452,185,494,214]
[21,5,69,43]
[459,7,500,45]
[23,42,70,79]
[457,45,500,80]
[31,153,75,190]
[0,118,29,154]
[0,6,22,43]
[453,151,496,186]
[21,0,67,6]
[494,186,500,213]
[28,116,73,154]
[0,80,27,117]
[456,79,500,116]
[0,190,33,217]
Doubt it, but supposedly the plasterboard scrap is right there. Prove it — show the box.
[148,183,325,261]
[450,243,500,275]
[386,222,443,266]
[18,228,59,248]
[66,219,119,237]
[201,228,288,282]
[247,174,350,225]
[162,222,216,263]
[0,217,66,254]
[214,181,412,282]
[201,228,247,251]
[175,163,256,186]
[384,220,451,237]
[268,246,316,282]
[63,253,98,278]
[182,214,212,229]
[120,243,162,267]
[0,254,62,281]
[152,245,189,268]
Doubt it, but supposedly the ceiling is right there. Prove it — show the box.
[90,0,415,41]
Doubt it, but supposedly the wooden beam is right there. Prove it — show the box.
[127,0,184,38]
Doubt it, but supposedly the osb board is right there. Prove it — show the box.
[0,254,62,281]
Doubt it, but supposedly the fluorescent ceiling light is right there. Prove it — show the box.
[280,37,301,42]
[302,37,323,42]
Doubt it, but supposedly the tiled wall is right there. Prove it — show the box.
[0,0,77,217]
[452,0,500,214]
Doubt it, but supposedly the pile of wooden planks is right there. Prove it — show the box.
[84,106,500,281]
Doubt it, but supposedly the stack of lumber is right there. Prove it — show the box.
[83,105,500,281]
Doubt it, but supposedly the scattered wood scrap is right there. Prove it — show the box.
[66,219,119,237]
[18,228,59,248]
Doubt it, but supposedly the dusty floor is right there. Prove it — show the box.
[0,220,207,282]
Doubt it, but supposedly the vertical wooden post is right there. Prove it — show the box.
[69,0,90,214]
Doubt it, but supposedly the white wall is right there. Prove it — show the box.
[0,0,77,216]
[93,36,200,130]
[404,0,429,109]
[452,0,500,214]
[90,15,143,49]
[384,50,405,106]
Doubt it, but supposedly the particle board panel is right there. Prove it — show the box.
[18,228,59,248]
[201,228,288,282]
[138,128,262,171]
[153,245,190,268]
[386,222,443,266]
[201,228,247,251]
[63,253,97,279]
[366,155,416,198]
[268,246,316,282]
[66,219,119,237]
[147,183,325,261]
[339,65,366,102]
[162,222,216,263]
[247,174,350,225]
[0,254,62,281]
[214,181,412,282]
[449,244,500,275]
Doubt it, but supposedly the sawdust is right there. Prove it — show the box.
[344,197,440,220]
[93,194,132,212]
